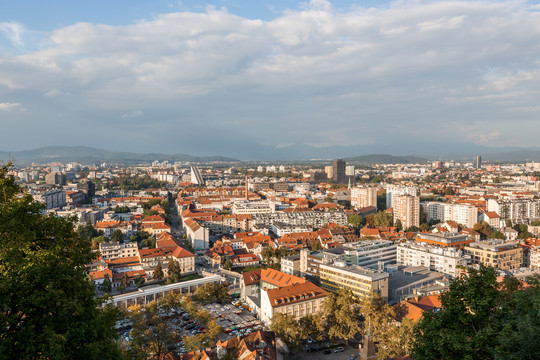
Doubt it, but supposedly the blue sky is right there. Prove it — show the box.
[1,0,540,156]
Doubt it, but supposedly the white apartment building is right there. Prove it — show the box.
[351,186,377,210]
[232,201,274,215]
[487,198,540,224]
[530,246,540,269]
[32,189,66,210]
[386,185,417,210]
[397,241,470,277]
[393,194,420,229]
[422,202,478,228]
[99,242,139,260]
[342,240,397,268]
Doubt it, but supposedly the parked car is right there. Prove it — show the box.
[322,349,332,355]
[334,347,344,353]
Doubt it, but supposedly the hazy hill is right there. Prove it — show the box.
[343,154,429,164]
[0,146,239,165]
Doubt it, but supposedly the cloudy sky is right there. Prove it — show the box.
[1,0,540,155]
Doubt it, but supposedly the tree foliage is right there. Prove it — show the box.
[111,229,124,243]
[348,214,363,229]
[153,262,164,281]
[321,288,363,344]
[192,283,230,305]
[411,266,540,360]
[373,211,393,227]
[0,164,122,359]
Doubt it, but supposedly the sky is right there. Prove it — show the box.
[1,0,540,156]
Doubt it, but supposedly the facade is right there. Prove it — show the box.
[530,246,540,269]
[299,248,341,278]
[478,211,501,229]
[386,185,417,210]
[280,254,301,276]
[351,186,378,210]
[184,218,210,250]
[252,210,348,228]
[319,262,389,302]
[415,232,473,248]
[232,201,274,215]
[397,241,469,277]
[393,194,420,229]
[33,189,66,210]
[99,242,139,260]
[260,281,327,325]
[487,198,540,224]
[464,240,523,270]
[332,159,346,183]
[342,240,397,269]
[423,202,478,228]
[190,166,205,185]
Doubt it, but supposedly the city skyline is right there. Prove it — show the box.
[2,0,540,155]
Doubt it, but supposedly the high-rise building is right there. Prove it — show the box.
[351,186,378,210]
[332,159,346,183]
[324,165,333,180]
[386,185,417,209]
[475,155,482,169]
[190,166,205,185]
[393,194,420,229]
[345,165,355,176]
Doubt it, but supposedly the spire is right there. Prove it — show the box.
[359,314,377,360]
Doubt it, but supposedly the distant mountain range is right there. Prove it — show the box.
[0,146,239,165]
[1,144,540,165]
[343,154,429,164]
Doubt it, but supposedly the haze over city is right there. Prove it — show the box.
[2,0,540,156]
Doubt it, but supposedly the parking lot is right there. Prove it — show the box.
[284,344,359,360]
[115,299,263,356]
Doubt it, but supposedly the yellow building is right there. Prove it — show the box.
[319,261,389,302]
[464,240,523,271]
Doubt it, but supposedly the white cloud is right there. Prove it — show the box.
[0,102,21,111]
[0,22,25,47]
[121,110,143,119]
[1,1,540,152]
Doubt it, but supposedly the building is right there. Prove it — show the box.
[465,240,523,270]
[184,218,210,250]
[487,198,540,224]
[351,186,378,210]
[423,202,478,229]
[475,155,482,169]
[280,254,301,276]
[190,166,205,185]
[324,165,333,180]
[32,189,66,209]
[478,211,500,229]
[299,248,342,278]
[319,261,389,302]
[332,159,346,183]
[415,232,473,248]
[397,241,470,277]
[260,281,327,325]
[388,265,448,303]
[232,201,274,215]
[45,172,67,186]
[345,165,355,176]
[99,242,139,260]
[77,180,96,197]
[393,194,420,229]
[386,185,417,210]
[342,240,397,268]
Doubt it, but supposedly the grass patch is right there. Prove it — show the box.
[231,265,267,274]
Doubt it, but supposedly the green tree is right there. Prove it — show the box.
[395,219,403,231]
[373,211,393,227]
[111,229,124,243]
[324,196,334,203]
[348,214,363,229]
[118,272,130,292]
[101,273,112,293]
[135,276,146,288]
[411,266,503,360]
[193,283,230,305]
[167,258,181,282]
[153,262,164,281]
[0,164,122,359]
[321,288,363,344]
[490,231,506,240]
[378,318,415,359]
[405,225,421,232]
[474,221,493,239]
[269,313,301,351]
[297,314,325,342]
[77,220,101,241]
[223,259,233,270]
[127,302,180,360]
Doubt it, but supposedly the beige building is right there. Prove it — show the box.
[260,281,327,325]
[319,261,389,302]
[351,186,378,210]
[393,194,420,229]
[464,240,523,271]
